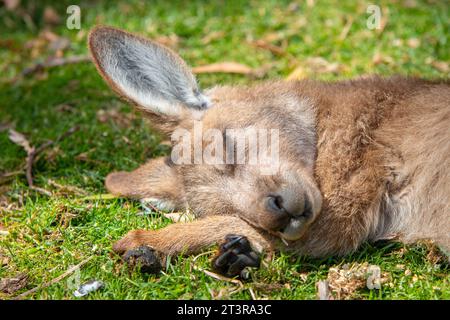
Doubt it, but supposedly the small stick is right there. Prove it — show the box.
[192,265,243,286]
[22,56,91,77]
[13,256,93,300]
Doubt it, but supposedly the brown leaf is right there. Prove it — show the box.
[431,60,449,73]
[201,31,225,44]
[372,52,394,66]
[75,148,97,163]
[249,39,286,56]
[0,273,28,294]
[192,62,254,75]
[307,57,341,73]
[8,129,33,154]
[43,6,61,25]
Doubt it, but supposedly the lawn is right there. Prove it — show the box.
[0,0,449,300]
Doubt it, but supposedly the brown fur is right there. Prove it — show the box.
[89,27,450,262]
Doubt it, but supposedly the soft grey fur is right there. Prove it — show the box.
[91,28,210,115]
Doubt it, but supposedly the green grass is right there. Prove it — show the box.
[0,0,449,300]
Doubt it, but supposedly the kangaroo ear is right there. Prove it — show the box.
[88,26,210,132]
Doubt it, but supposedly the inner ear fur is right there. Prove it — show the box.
[105,157,185,206]
[88,26,210,134]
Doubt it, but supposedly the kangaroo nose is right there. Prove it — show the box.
[266,195,286,214]
[266,193,313,219]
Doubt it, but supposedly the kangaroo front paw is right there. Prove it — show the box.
[212,234,260,279]
[123,245,163,274]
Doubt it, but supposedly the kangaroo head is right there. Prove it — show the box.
[88,26,322,241]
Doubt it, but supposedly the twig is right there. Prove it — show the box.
[192,265,243,286]
[248,287,257,300]
[46,179,89,196]
[12,256,93,300]
[22,55,91,77]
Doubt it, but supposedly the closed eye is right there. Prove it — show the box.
[214,163,236,176]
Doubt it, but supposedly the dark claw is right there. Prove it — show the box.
[123,245,163,274]
[212,234,260,279]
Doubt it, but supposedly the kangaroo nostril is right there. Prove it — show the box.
[301,197,313,218]
[267,195,285,214]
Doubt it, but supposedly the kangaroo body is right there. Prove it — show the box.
[88,27,450,275]
[292,78,450,256]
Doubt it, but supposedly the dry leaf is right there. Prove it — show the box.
[430,60,449,73]
[8,129,33,154]
[201,31,225,44]
[305,57,341,73]
[192,62,254,75]
[249,39,286,56]
[373,52,394,65]
[0,273,28,294]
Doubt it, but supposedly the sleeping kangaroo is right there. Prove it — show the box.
[88,26,450,277]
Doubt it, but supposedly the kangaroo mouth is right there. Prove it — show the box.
[277,217,308,241]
